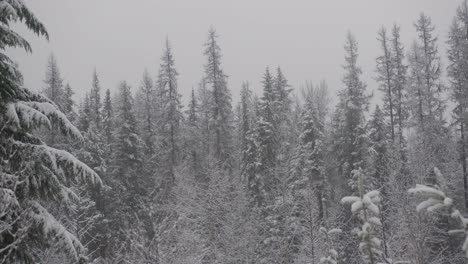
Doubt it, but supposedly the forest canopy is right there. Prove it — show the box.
[2,1,468,264]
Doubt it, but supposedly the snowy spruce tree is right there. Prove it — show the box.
[0,2,102,262]
[252,67,278,205]
[102,89,114,148]
[156,38,183,189]
[42,54,65,111]
[135,69,156,155]
[376,27,396,142]
[447,1,468,209]
[89,69,102,130]
[329,32,370,264]
[390,24,408,150]
[203,27,233,168]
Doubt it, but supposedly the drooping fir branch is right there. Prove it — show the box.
[408,167,468,259]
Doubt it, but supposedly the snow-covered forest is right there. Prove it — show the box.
[3,0,468,263]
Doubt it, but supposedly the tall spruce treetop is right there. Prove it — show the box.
[42,53,65,110]
[157,38,182,168]
[102,89,114,146]
[89,69,102,129]
[448,3,468,125]
[138,69,156,154]
[340,32,369,191]
[409,13,444,125]
[260,67,276,127]
[376,27,396,142]
[273,67,292,117]
[272,67,293,149]
[391,24,408,145]
[250,67,279,204]
[203,27,233,166]
[297,84,326,219]
[112,81,142,189]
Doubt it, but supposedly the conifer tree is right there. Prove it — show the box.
[185,87,204,180]
[107,81,147,257]
[112,81,143,194]
[78,93,91,132]
[273,67,292,123]
[239,82,252,173]
[390,24,408,148]
[203,27,233,167]
[63,83,77,123]
[0,3,102,262]
[330,32,369,264]
[448,2,468,208]
[197,78,212,159]
[250,68,278,205]
[89,69,102,129]
[136,69,156,154]
[367,105,391,257]
[407,13,450,185]
[157,38,183,181]
[337,32,369,192]
[42,53,65,110]
[408,13,444,127]
[298,85,326,221]
[376,27,396,142]
[102,89,114,147]
[447,1,468,208]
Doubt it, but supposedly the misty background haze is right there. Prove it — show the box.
[8,0,457,105]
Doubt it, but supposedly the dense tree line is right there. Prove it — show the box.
[3,1,468,263]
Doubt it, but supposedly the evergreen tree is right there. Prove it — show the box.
[368,106,389,189]
[157,38,183,185]
[185,87,204,181]
[250,67,277,206]
[102,89,114,147]
[368,105,391,257]
[197,78,212,159]
[408,13,449,185]
[78,93,91,132]
[136,69,156,154]
[390,24,408,148]
[42,53,65,110]
[330,32,370,264]
[273,67,292,123]
[408,13,444,127]
[337,32,370,192]
[89,69,102,129]
[203,27,233,168]
[376,27,396,142]
[107,81,147,257]
[239,82,253,175]
[448,2,468,208]
[298,84,326,221]
[42,53,67,146]
[63,83,77,123]
[0,3,102,262]
[112,81,143,194]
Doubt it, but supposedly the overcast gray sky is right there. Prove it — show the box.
[8,0,458,107]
